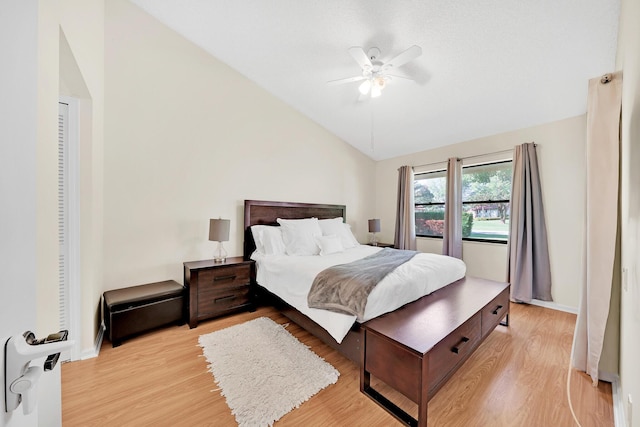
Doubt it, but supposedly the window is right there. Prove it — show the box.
[414,160,512,243]
[414,170,446,237]
[462,161,512,242]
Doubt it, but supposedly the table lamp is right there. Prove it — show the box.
[368,219,381,246]
[209,218,230,263]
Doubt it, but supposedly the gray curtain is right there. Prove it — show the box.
[507,143,552,303]
[394,166,416,250]
[572,72,622,385]
[442,157,462,258]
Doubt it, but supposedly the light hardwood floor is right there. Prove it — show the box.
[62,303,613,426]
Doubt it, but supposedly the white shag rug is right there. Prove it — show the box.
[198,317,340,427]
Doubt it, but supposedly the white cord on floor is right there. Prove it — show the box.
[567,358,583,427]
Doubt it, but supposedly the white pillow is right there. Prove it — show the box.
[341,223,361,248]
[250,225,286,256]
[250,225,268,254]
[318,217,344,235]
[260,226,286,255]
[277,217,322,256]
[315,235,345,256]
[318,217,360,248]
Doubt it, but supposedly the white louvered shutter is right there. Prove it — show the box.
[58,102,70,334]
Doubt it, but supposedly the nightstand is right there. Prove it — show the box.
[183,256,254,328]
[366,242,395,248]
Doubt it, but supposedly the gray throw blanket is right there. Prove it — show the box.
[307,248,418,319]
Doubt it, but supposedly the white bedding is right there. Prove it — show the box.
[251,245,466,343]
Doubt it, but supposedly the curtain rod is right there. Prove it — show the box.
[412,143,536,170]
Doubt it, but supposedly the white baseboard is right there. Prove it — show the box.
[79,324,104,360]
[608,375,627,427]
[530,298,578,314]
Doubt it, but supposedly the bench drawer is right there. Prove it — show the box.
[427,312,481,397]
[481,286,510,337]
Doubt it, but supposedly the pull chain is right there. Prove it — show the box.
[370,101,375,153]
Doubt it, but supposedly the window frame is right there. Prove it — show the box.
[461,160,512,244]
[414,168,447,239]
[413,159,512,244]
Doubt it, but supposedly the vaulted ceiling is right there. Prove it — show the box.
[129,0,620,160]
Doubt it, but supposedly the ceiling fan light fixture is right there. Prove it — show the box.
[374,76,387,90]
[371,84,382,98]
[359,80,372,95]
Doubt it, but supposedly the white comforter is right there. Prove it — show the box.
[252,245,466,343]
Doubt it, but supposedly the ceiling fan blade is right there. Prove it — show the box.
[348,47,372,70]
[383,45,422,70]
[327,75,366,86]
[386,73,415,81]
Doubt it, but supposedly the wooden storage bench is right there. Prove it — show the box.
[361,277,510,426]
[103,280,185,347]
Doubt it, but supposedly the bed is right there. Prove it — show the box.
[243,199,510,427]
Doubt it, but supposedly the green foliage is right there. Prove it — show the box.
[462,164,512,202]
[462,212,473,237]
[414,183,434,203]
[416,211,444,221]
[414,176,446,204]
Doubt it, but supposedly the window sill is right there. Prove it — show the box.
[416,236,508,245]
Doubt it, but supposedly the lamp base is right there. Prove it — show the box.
[214,242,227,263]
[370,232,378,246]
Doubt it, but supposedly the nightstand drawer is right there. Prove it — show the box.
[198,265,250,291]
[198,285,251,317]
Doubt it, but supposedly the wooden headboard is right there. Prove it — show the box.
[243,200,347,260]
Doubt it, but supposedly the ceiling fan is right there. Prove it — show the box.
[328,45,422,98]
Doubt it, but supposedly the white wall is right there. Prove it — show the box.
[375,115,587,309]
[103,0,375,290]
[616,0,640,423]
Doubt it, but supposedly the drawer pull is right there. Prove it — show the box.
[213,274,237,282]
[451,337,470,354]
[492,305,503,315]
[214,295,236,303]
